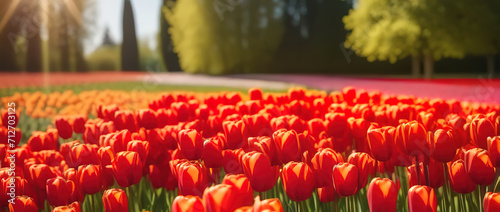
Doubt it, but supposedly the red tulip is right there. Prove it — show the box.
[114,110,137,132]
[241,151,279,192]
[71,115,87,134]
[223,120,248,149]
[1,108,18,128]
[281,162,315,202]
[317,185,338,203]
[367,178,398,212]
[77,164,102,194]
[172,195,204,212]
[310,148,344,188]
[9,196,38,212]
[253,197,284,212]
[177,129,203,160]
[98,146,115,167]
[448,159,477,193]
[431,129,458,163]
[488,136,500,167]
[242,114,272,137]
[136,109,157,129]
[51,201,81,212]
[97,104,118,120]
[203,137,224,168]
[177,161,208,197]
[63,168,85,203]
[247,136,279,166]
[103,189,129,212]
[484,192,500,212]
[46,177,76,207]
[28,131,58,152]
[273,129,301,164]
[395,121,430,157]
[464,148,495,185]
[29,164,58,190]
[112,151,143,187]
[324,113,348,138]
[109,130,132,154]
[249,88,263,100]
[408,185,437,212]
[69,144,99,168]
[126,140,150,166]
[222,174,254,207]
[367,126,394,161]
[470,117,496,149]
[332,162,359,197]
[56,117,73,139]
[308,118,326,141]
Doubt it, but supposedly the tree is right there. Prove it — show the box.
[121,0,140,71]
[163,0,285,74]
[0,0,20,71]
[344,0,500,78]
[159,0,181,72]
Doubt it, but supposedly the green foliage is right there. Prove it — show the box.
[86,46,121,70]
[344,0,500,63]
[163,0,286,74]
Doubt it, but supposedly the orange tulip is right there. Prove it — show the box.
[241,151,279,192]
[310,148,344,188]
[464,148,496,185]
[281,162,314,202]
[408,185,437,212]
[103,189,128,212]
[172,195,204,212]
[332,162,359,197]
[484,192,500,212]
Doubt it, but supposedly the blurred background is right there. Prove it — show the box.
[0,0,499,78]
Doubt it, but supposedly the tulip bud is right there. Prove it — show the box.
[273,129,301,164]
[112,151,143,187]
[9,196,38,212]
[281,162,315,202]
[242,151,279,192]
[332,162,359,197]
[103,189,129,212]
[177,129,203,160]
[464,148,496,185]
[367,178,398,212]
[56,117,73,139]
[367,126,394,161]
[484,192,500,212]
[408,185,437,212]
[448,159,476,193]
[172,195,204,212]
[310,148,344,188]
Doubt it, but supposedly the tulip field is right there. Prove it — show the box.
[2,85,500,212]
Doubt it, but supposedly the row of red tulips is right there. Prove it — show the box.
[1,87,500,212]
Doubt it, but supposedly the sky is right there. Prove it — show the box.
[86,0,162,54]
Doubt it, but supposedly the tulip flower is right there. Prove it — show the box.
[249,88,263,100]
[253,197,284,212]
[470,117,495,149]
[172,195,204,212]
[177,161,208,197]
[324,113,348,138]
[332,162,359,197]
[127,140,150,165]
[348,152,375,189]
[46,177,76,207]
[69,144,99,168]
[408,185,437,212]
[112,151,143,187]
[137,109,157,129]
[395,121,431,157]
[307,118,326,141]
[202,135,224,168]
[448,159,477,193]
[431,129,458,163]
[28,131,58,152]
[243,114,272,137]
[281,162,315,202]
[484,192,500,212]
[242,151,279,192]
[247,136,279,166]
[103,189,129,212]
[177,129,203,160]
[109,130,132,153]
[1,109,18,128]
[77,164,102,194]
[56,116,73,139]
[464,148,496,185]
[273,129,301,164]
[367,178,398,212]
[223,120,248,149]
[51,202,81,212]
[222,174,254,207]
[310,148,344,187]
[71,115,87,134]
[29,164,58,190]
[488,136,500,167]
[8,196,38,212]
[367,126,394,161]
[317,185,338,203]
[203,184,249,212]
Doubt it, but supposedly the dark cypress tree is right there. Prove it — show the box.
[121,0,140,71]
[25,0,43,72]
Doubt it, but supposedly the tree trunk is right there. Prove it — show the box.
[412,56,421,78]
[487,55,495,77]
[423,54,434,79]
